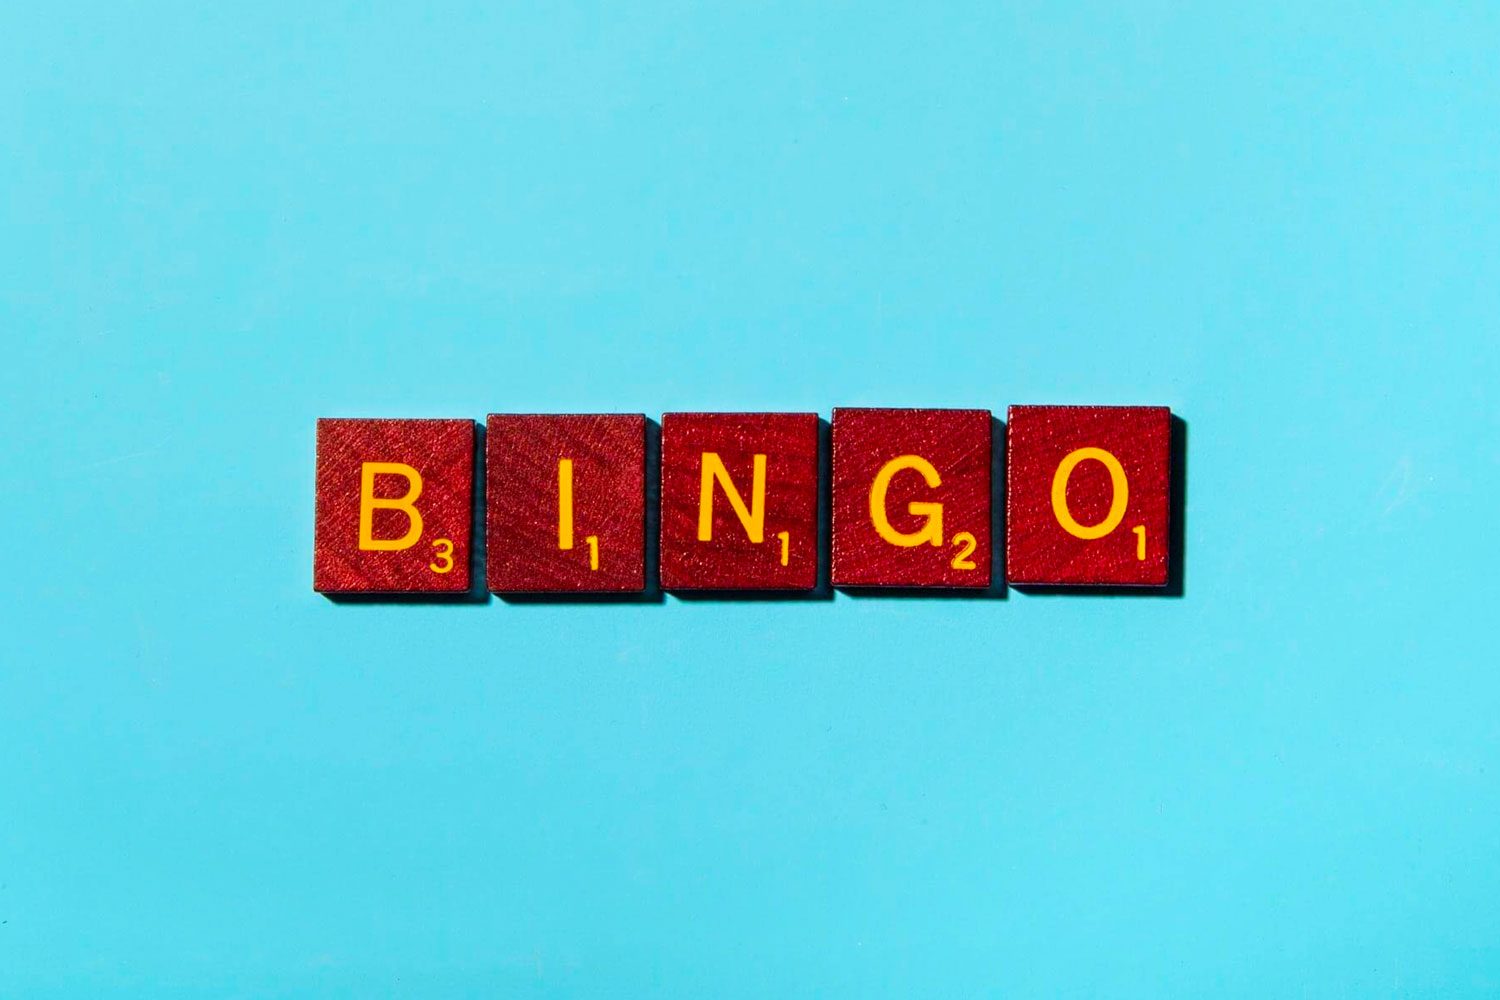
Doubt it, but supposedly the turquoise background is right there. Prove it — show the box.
[4,3,1498,996]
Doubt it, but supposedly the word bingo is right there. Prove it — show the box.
[313,406,1174,594]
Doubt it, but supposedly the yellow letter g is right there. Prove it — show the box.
[869,455,943,547]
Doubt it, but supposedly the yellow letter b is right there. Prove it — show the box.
[358,461,424,551]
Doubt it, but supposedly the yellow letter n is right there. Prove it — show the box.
[698,452,766,543]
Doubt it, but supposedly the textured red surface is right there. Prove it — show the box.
[659,412,819,591]
[831,408,991,588]
[1005,405,1170,586]
[313,418,475,593]
[486,413,646,593]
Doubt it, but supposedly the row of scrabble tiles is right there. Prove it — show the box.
[313,406,1173,594]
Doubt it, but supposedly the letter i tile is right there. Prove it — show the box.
[486,413,647,593]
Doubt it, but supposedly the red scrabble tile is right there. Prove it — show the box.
[1005,405,1171,587]
[831,408,992,588]
[659,412,819,591]
[486,413,646,593]
[313,418,475,593]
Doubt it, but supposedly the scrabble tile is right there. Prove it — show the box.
[659,412,819,591]
[486,413,646,593]
[831,408,992,588]
[313,418,475,593]
[1006,405,1171,587]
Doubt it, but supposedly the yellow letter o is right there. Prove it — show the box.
[1051,447,1128,540]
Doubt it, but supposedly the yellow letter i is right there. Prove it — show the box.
[558,458,574,550]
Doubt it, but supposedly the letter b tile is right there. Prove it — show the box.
[659,412,819,591]
[313,418,475,593]
[831,408,992,588]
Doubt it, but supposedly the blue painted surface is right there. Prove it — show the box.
[4,3,1498,995]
